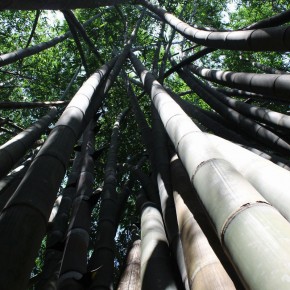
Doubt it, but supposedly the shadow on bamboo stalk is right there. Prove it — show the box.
[151,105,190,290]
[117,239,141,290]
[170,153,243,289]
[136,189,179,290]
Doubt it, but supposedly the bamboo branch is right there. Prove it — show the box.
[62,10,103,62]
[25,10,40,48]
[63,12,90,77]
[0,107,58,179]
[0,100,69,109]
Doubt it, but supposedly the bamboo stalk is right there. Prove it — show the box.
[63,12,90,77]
[0,12,106,68]
[130,52,290,289]
[89,108,128,290]
[0,107,57,179]
[0,159,31,212]
[136,190,179,290]
[0,0,130,10]
[117,240,141,290]
[177,66,290,154]
[0,100,69,109]
[0,59,115,290]
[151,105,190,290]
[188,63,290,101]
[204,133,290,222]
[62,10,103,62]
[57,120,96,290]
[138,0,290,51]
[170,153,237,290]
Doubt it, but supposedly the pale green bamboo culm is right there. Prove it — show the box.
[130,52,290,290]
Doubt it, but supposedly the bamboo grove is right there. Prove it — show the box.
[0,0,290,289]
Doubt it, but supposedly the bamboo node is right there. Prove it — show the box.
[220,200,272,247]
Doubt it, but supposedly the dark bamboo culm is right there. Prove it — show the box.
[0,107,57,179]
[138,0,290,51]
[61,10,103,61]
[180,65,290,132]
[0,157,33,212]
[83,14,145,290]
[58,120,97,290]
[203,133,290,222]
[35,145,85,290]
[216,88,276,102]
[0,0,130,10]
[0,58,116,290]
[0,100,69,109]
[62,11,90,77]
[176,67,290,155]
[187,63,290,101]
[168,89,290,170]
[88,108,128,290]
[136,189,179,290]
